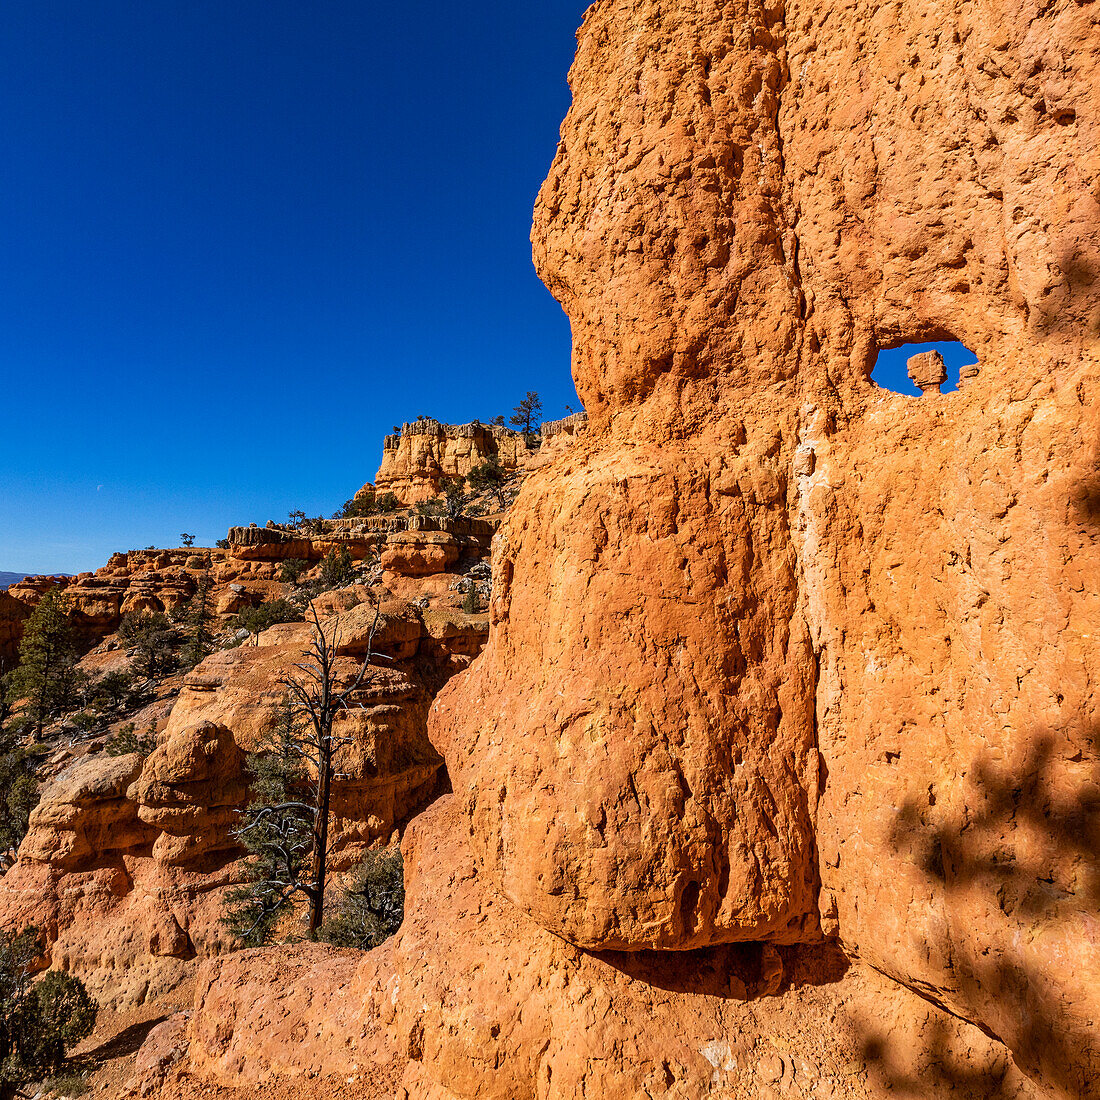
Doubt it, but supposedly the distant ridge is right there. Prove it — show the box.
[0,571,72,591]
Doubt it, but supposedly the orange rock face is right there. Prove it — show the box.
[0,589,30,664]
[73,0,1100,1095]
[372,420,533,504]
[428,0,1098,1094]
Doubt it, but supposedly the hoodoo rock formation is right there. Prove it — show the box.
[371,419,534,504]
[8,1,1100,1097]
[182,0,1099,1097]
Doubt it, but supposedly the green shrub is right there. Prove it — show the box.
[117,611,178,679]
[318,847,404,950]
[333,495,374,520]
[414,498,444,518]
[461,585,480,614]
[375,492,400,513]
[104,723,156,757]
[215,538,231,549]
[278,558,310,585]
[234,598,303,637]
[44,1070,90,1097]
[319,546,355,590]
[0,731,40,854]
[0,929,97,1090]
[89,670,135,713]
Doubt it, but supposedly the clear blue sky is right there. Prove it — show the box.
[0,1,590,574]
[0,4,979,576]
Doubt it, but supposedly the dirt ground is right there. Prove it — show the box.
[57,974,400,1100]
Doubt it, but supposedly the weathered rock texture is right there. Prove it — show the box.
[53,0,1100,1095]
[229,0,1094,1095]
[434,0,1094,1092]
[372,420,534,503]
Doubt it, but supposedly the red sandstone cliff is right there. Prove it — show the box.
[6,1,1100,1097]
[182,0,1099,1096]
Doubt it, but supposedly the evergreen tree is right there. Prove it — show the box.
[223,701,313,946]
[441,478,469,519]
[0,928,97,1099]
[317,847,404,950]
[508,391,543,444]
[319,546,355,590]
[0,671,39,857]
[182,573,214,667]
[461,583,481,615]
[118,611,178,679]
[278,558,310,586]
[466,456,508,509]
[9,590,78,737]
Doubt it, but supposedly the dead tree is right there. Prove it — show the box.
[225,600,382,942]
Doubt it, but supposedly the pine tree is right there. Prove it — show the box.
[319,545,355,590]
[118,611,178,679]
[466,456,508,509]
[10,590,78,737]
[182,573,214,667]
[508,391,543,445]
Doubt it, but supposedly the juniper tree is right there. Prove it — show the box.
[182,573,214,667]
[10,589,78,737]
[0,928,96,1099]
[466,456,508,509]
[0,678,39,857]
[317,846,405,950]
[224,602,382,943]
[118,611,178,679]
[278,558,310,586]
[319,546,355,590]
[441,478,469,519]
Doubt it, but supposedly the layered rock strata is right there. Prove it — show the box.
[372,420,533,503]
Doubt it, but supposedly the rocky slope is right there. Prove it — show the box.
[0,509,501,1010]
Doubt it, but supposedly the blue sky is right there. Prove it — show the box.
[0,2,589,573]
[0,4,979,576]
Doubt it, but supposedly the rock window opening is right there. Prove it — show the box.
[871,340,979,396]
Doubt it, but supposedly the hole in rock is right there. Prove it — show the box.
[871,340,978,396]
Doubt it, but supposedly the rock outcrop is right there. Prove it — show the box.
[0,561,490,1007]
[0,589,29,664]
[372,420,534,503]
[185,0,1100,1097]
[6,549,280,648]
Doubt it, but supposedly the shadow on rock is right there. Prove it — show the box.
[594,939,850,1000]
[863,732,1100,1099]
